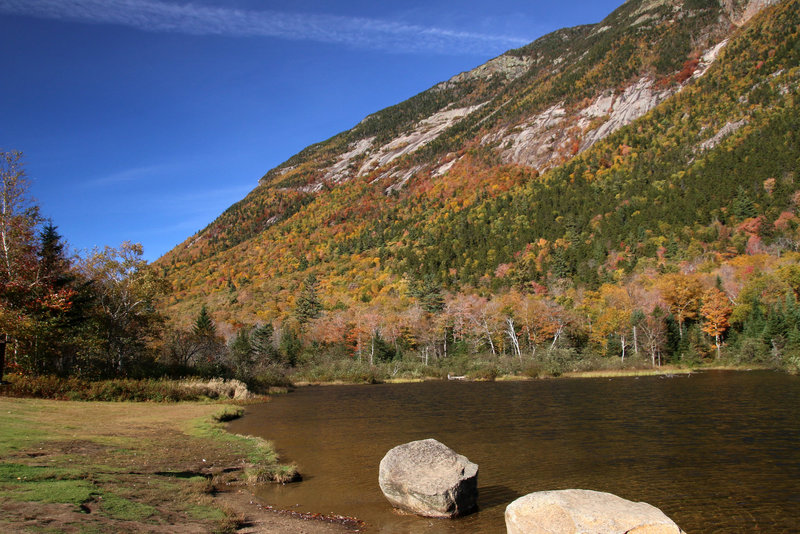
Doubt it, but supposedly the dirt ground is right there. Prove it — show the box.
[0,397,360,533]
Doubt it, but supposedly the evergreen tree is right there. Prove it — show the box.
[29,222,84,374]
[193,305,216,337]
[38,222,70,285]
[408,275,444,314]
[732,186,757,219]
[279,326,302,366]
[251,323,275,355]
[228,327,254,379]
[294,274,322,325]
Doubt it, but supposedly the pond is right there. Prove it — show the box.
[227,371,800,533]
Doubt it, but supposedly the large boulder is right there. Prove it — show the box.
[505,489,685,534]
[378,438,478,518]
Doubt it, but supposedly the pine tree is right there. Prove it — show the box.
[38,222,70,286]
[251,323,274,354]
[193,305,216,337]
[228,327,254,379]
[409,275,444,314]
[732,186,757,219]
[251,323,279,363]
[295,274,322,325]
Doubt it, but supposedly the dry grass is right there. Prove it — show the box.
[563,367,694,379]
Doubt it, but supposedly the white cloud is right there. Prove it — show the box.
[83,163,180,186]
[0,0,530,55]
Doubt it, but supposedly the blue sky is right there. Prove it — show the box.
[0,0,623,261]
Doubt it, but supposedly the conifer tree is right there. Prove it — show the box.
[295,273,322,325]
[409,275,445,314]
[251,323,277,361]
[732,186,757,219]
[228,327,254,379]
[193,305,216,337]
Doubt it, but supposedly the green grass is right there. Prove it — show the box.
[0,463,97,510]
[16,479,97,508]
[98,492,158,521]
[185,503,228,521]
[187,407,299,484]
[0,402,48,455]
[211,406,244,423]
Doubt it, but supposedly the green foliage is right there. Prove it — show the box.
[193,305,216,337]
[294,273,322,325]
[250,323,278,362]
[278,326,302,367]
[408,275,445,314]
[227,327,254,380]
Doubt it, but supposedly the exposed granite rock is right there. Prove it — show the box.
[721,0,782,25]
[505,489,685,534]
[378,438,478,518]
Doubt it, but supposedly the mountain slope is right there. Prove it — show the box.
[157,0,797,329]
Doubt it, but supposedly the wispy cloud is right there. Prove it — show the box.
[83,163,180,187]
[0,0,529,55]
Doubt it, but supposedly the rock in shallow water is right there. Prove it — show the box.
[378,438,478,518]
[505,489,685,534]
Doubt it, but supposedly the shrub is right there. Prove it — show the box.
[0,375,252,402]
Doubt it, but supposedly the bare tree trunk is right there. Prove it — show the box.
[506,318,522,360]
[481,318,496,355]
[550,325,564,352]
[633,325,638,356]
[621,335,626,363]
[370,335,374,366]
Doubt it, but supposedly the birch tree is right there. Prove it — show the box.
[80,242,167,374]
[0,152,40,380]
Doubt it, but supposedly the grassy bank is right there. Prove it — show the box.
[0,397,297,533]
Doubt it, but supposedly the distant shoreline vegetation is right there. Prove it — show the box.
[2,147,800,394]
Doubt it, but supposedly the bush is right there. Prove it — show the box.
[292,359,383,384]
[248,365,293,392]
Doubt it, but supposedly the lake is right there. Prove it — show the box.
[228,371,800,533]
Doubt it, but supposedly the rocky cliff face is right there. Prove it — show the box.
[253,0,758,195]
[157,0,797,322]
[721,0,781,24]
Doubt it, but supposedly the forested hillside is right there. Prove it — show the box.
[156,0,800,378]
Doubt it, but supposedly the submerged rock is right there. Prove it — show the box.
[378,438,478,518]
[505,489,685,534]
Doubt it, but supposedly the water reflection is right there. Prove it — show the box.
[228,371,800,533]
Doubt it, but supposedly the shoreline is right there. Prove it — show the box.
[0,397,358,533]
[289,364,773,387]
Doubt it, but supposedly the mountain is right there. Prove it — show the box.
[157,0,799,346]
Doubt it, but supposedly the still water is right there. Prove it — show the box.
[228,371,800,533]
